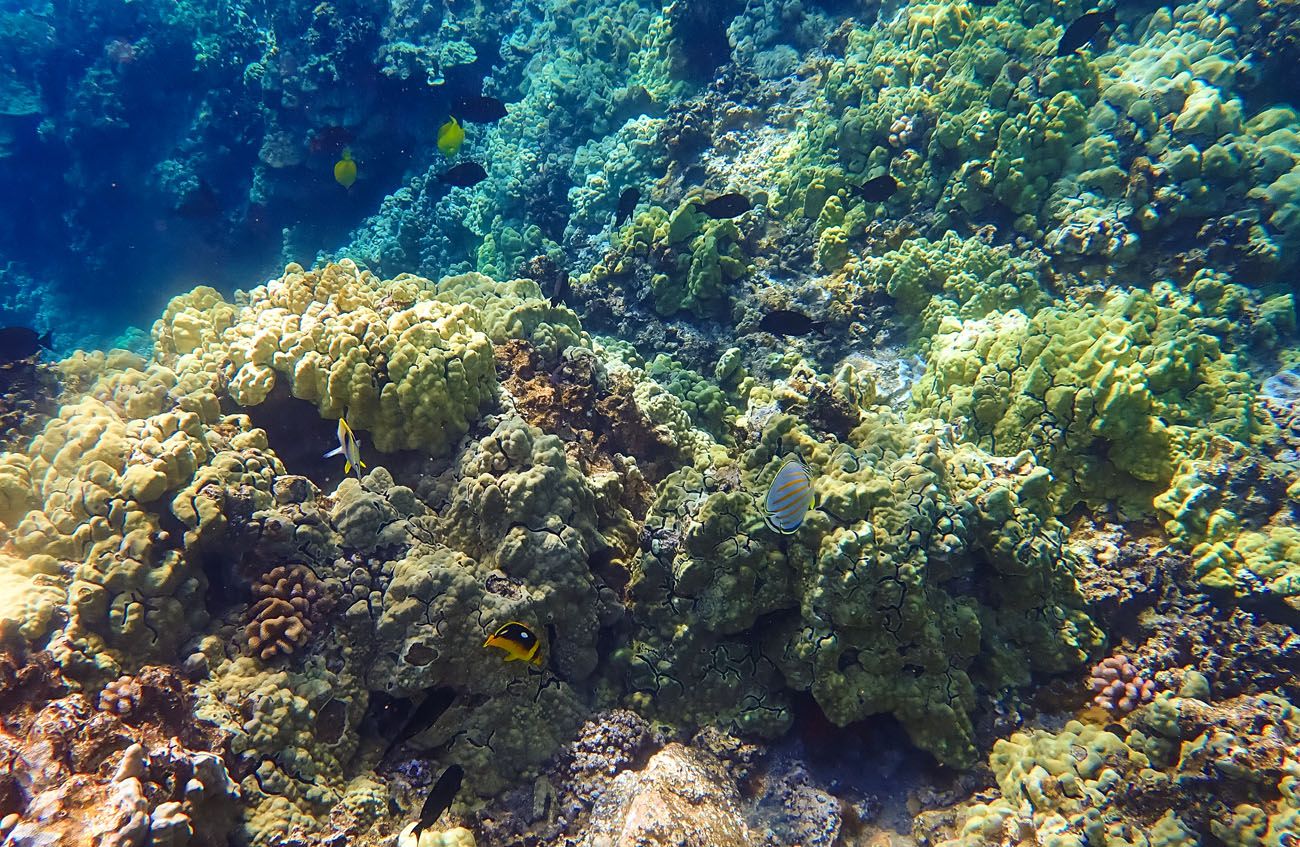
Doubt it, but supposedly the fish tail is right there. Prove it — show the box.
[1101,5,1117,23]
[37,332,52,350]
[344,460,353,475]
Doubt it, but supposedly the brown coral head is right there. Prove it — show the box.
[243,564,334,661]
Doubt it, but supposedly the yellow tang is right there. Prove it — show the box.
[334,148,357,188]
[483,621,543,666]
[437,117,464,158]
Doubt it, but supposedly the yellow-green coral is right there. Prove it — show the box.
[154,260,500,456]
[914,285,1258,513]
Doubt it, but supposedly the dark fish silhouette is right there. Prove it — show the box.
[454,95,508,123]
[0,327,52,362]
[549,272,571,307]
[696,193,752,219]
[615,187,641,226]
[1056,7,1117,57]
[851,174,898,203]
[417,764,465,832]
[439,162,488,187]
[385,686,457,756]
[757,310,820,336]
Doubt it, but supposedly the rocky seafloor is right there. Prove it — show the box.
[2,0,1300,845]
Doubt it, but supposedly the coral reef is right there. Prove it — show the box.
[1088,654,1158,715]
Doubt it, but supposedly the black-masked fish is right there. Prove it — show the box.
[757,309,820,336]
[851,174,898,203]
[1056,7,1117,57]
[483,621,543,666]
[696,192,752,219]
[0,327,51,363]
[615,187,641,226]
[439,161,488,187]
[454,95,508,123]
[764,458,814,534]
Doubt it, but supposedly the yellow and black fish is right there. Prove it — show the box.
[483,621,543,666]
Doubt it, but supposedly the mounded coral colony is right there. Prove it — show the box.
[0,0,1298,843]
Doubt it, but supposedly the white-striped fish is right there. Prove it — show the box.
[764,458,814,533]
[324,413,366,479]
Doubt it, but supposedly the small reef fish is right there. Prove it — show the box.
[764,458,814,534]
[453,94,508,123]
[483,621,544,666]
[412,764,464,838]
[1056,7,1117,57]
[334,148,357,188]
[695,192,752,219]
[549,271,572,307]
[324,414,365,479]
[757,309,820,336]
[851,174,898,203]
[0,327,52,362]
[437,116,465,157]
[439,161,488,187]
[385,686,458,756]
[615,187,642,226]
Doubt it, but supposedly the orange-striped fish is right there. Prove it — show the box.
[764,458,814,533]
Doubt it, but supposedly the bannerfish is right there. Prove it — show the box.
[696,192,752,219]
[417,764,465,833]
[439,161,488,187]
[851,174,898,203]
[764,458,814,534]
[615,187,641,226]
[385,686,457,755]
[757,309,820,336]
[324,414,365,479]
[437,116,465,157]
[334,148,357,188]
[483,621,544,666]
[0,327,52,363]
[453,95,508,123]
[1056,7,1117,57]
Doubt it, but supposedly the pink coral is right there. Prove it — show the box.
[1089,654,1157,714]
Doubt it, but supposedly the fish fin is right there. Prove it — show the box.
[1101,5,1117,23]
[323,446,344,458]
[37,332,52,350]
[343,460,353,474]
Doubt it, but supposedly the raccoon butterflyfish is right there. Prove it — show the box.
[437,117,465,158]
[483,621,543,666]
[334,149,357,188]
[764,458,814,534]
[324,413,365,479]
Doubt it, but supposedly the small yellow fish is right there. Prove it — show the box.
[324,413,365,478]
[483,621,543,666]
[334,148,357,188]
[437,117,465,158]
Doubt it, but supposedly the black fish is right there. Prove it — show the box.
[757,310,820,336]
[417,764,465,832]
[1056,7,1117,57]
[385,687,457,755]
[615,187,641,226]
[0,327,52,362]
[696,192,752,219]
[549,272,571,307]
[454,95,508,123]
[439,162,488,187]
[851,174,898,203]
